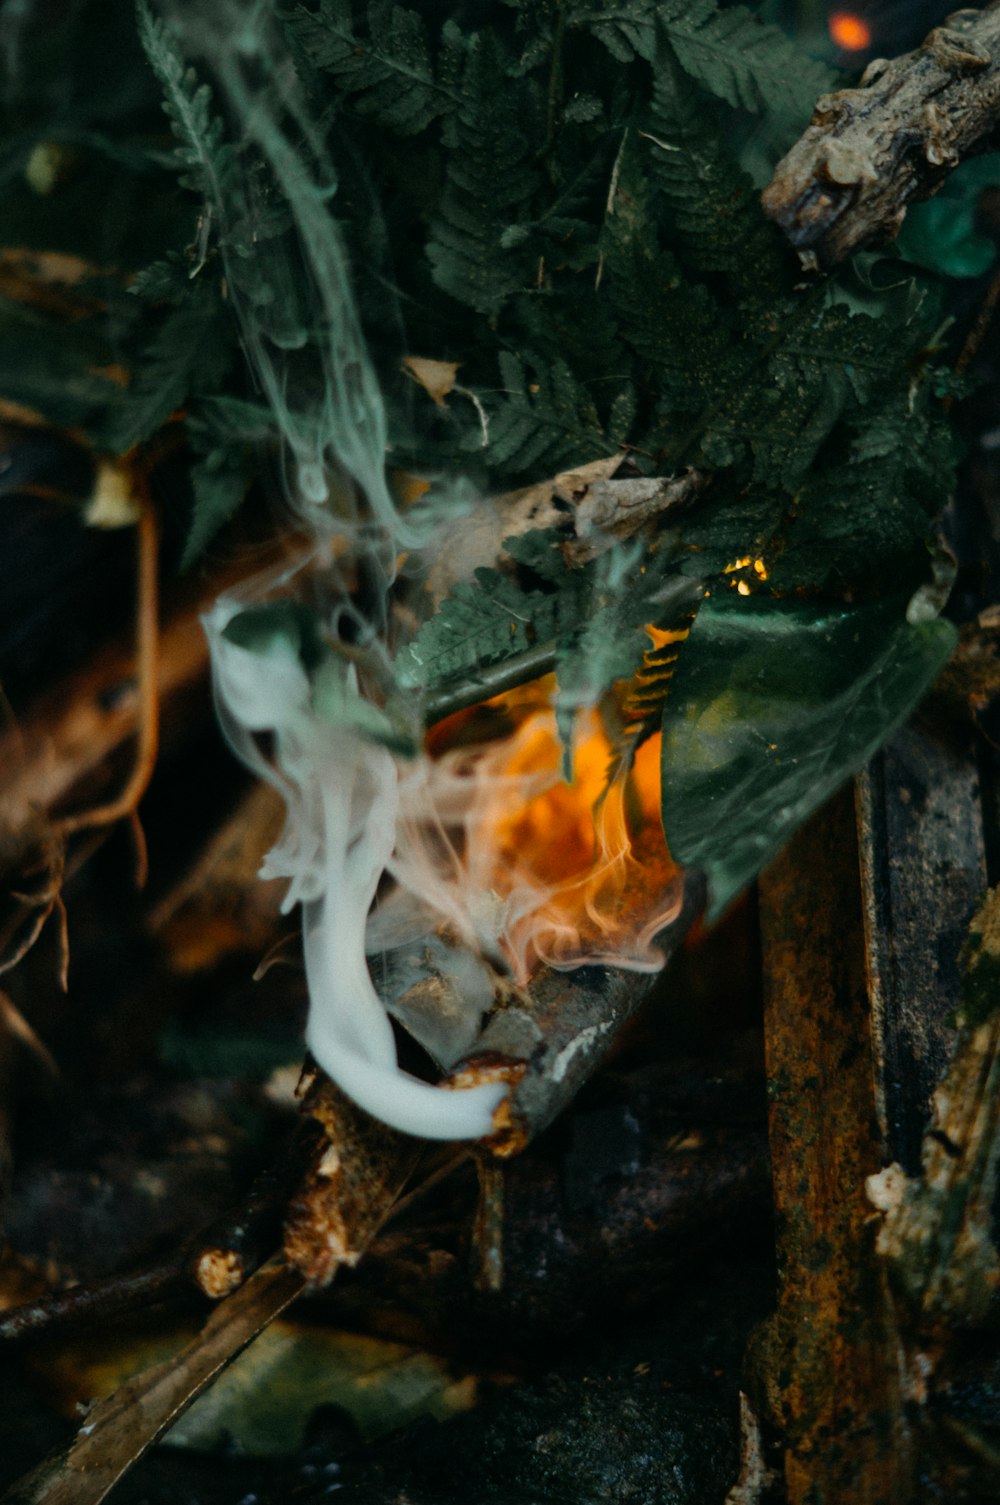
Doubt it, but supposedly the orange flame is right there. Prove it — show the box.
[828,11,871,51]
[423,680,682,983]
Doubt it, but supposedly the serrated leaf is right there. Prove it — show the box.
[285,0,463,135]
[569,0,657,63]
[397,567,559,689]
[426,30,538,315]
[181,447,250,569]
[660,595,957,917]
[660,1,834,122]
[480,350,614,479]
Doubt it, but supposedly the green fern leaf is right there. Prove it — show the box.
[398,567,560,689]
[182,448,251,569]
[659,2,834,122]
[599,131,734,416]
[479,350,615,479]
[644,55,787,307]
[105,280,233,454]
[136,0,236,204]
[285,0,464,135]
[569,0,657,63]
[426,31,539,314]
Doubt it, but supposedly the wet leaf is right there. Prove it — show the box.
[897,155,1000,280]
[660,595,957,918]
[38,1319,479,1460]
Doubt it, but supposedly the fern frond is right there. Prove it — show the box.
[136,0,236,204]
[659,1,834,122]
[426,31,539,315]
[398,567,561,689]
[644,55,787,308]
[568,0,657,63]
[599,131,733,415]
[284,0,464,136]
[480,350,616,479]
[105,281,233,454]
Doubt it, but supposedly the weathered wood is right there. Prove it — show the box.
[283,1068,421,1286]
[856,718,987,1174]
[763,3,1000,264]
[755,785,911,1504]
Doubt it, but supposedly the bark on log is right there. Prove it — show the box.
[763,3,1000,264]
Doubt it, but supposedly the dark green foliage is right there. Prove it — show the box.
[660,596,958,917]
[0,0,966,908]
[289,0,463,135]
[426,29,539,315]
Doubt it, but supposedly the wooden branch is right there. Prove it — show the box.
[763,3,1000,264]
[284,1068,422,1286]
[0,1122,319,1344]
[2,1086,421,1503]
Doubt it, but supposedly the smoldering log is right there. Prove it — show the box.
[328,1047,769,1339]
[763,3,1000,264]
[448,872,707,1155]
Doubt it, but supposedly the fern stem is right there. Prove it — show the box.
[424,640,558,726]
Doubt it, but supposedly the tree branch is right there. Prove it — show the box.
[763,3,1000,264]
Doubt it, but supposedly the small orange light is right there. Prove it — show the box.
[828,11,872,51]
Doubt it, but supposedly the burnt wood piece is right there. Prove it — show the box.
[448,872,707,1155]
[762,3,1000,264]
[284,1068,421,1287]
[333,1050,769,1341]
[857,717,989,1174]
[755,784,911,1503]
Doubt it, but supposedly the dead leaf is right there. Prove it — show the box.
[401,356,461,408]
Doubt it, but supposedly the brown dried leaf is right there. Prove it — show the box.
[401,356,461,408]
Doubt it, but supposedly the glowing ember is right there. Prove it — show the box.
[828,11,871,51]
[416,680,683,983]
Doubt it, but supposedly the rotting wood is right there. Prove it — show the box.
[763,2,1000,264]
[284,1066,422,1286]
[868,884,1000,1333]
[856,716,987,1174]
[753,785,911,1504]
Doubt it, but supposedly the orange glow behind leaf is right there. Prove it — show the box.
[828,11,871,51]
[428,681,682,982]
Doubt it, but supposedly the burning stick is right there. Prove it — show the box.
[449,873,707,1156]
[763,2,1000,264]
